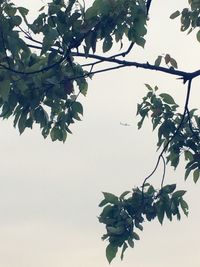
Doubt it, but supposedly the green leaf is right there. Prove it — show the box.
[144,84,153,91]
[18,111,28,134]
[132,232,140,240]
[172,190,186,199]
[156,203,165,224]
[185,167,191,180]
[106,243,118,264]
[38,5,45,12]
[154,55,162,66]
[193,168,200,183]
[170,57,178,69]
[99,205,113,219]
[18,7,29,16]
[159,93,176,105]
[50,127,62,141]
[12,15,22,26]
[121,242,128,260]
[102,192,118,205]
[0,79,10,101]
[170,10,180,19]
[103,36,113,53]
[127,238,134,248]
[119,191,130,199]
[99,198,108,207]
[72,102,83,115]
[196,30,200,43]
[180,198,189,216]
[135,36,146,48]
[161,184,176,194]
[165,54,171,64]
[184,150,193,161]
[79,80,88,96]
[107,226,124,235]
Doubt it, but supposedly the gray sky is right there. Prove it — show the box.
[0,0,199,267]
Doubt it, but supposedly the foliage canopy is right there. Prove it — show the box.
[0,0,200,263]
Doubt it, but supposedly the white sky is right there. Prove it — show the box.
[0,0,199,267]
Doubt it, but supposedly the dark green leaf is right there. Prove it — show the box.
[193,168,200,183]
[18,111,28,134]
[161,184,176,194]
[106,243,118,264]
[180,198,189,216]
[159,93,176,105]
[170,10,180,19]
[103,36,113,53]
[102,192,118,205]
[132,232,140,240]
[172,190,186,199]
[0,79,10,101]
[119,191,130,199]
[107,226,124,235]
[128,238,134,248]
[156,203,165,224]
[121,242,128,260]
[154,56,162,66]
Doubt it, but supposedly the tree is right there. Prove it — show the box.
[0,0,199,263]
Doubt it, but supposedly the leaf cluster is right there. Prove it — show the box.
[137,85,200,183]
[170,0,200,42]
[0,0,150,141]
[99,184,188,263]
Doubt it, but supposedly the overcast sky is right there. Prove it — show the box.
[0,0,199,267]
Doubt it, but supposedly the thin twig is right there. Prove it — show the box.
[160,155,166,188]
[141,79,192,193]
[186,108,200,140]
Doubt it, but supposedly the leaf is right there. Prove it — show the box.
[99,199,108,207]
[0,79,10,101]
[103,36,113,53]
[18,7,29,16]
[106,243,118,264]
[12,15,22,26]
[107,226,124,235]
[180,198,189,216]
[172,190,186,199]
[135,36,146,48]
[72,102,83,115]
[156,203,165,224]
[193,168,200,183]
[184,150,193,161]
[50,127,62,142]
[119,191,130,199]
[128,238,134,248]
[159,93,176,104]
[64,78,74,95]
[18,111,28,134]
[161,184,176,194]
[102,192,118,205]
[135,223,143,231]
[79,80,88,96]
[154,55,162,66]
[165,54,171,64]
[170,57,178,69]
[121,242,128,260]
[170,10,180,19]
[184,168,191,180]
[132,232,140,240]
[196,30,200,43]
[99,205,113,219]
[144,84,153,91]
[38,5,45,12]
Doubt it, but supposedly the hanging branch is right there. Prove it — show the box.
[141,79,193,192]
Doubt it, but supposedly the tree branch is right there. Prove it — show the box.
[141,79,193,192]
